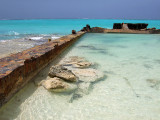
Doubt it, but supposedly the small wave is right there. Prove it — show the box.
[29,37,43,40]
[8,31,20,35]
[51,36,60,39]
[0,33,62,42]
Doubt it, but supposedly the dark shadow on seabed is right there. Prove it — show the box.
[0,35,85,120]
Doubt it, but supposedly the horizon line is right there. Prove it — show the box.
[0,18,160,21]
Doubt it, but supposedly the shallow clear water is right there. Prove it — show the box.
[0,33,160,120]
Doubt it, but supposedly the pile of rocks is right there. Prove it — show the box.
[40,65,78,92]
[40,56,106,102]
[81,24,91,32]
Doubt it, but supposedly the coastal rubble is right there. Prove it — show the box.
[48,65,77,82]
[81,24,91,32]
[62,56,92,68]
[72,68,104,82]
[41,77,77,92]
[69,82,92,102]
[72,30,76,34]
[41,56,105,102]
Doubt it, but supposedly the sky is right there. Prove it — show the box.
[0,0,160,20]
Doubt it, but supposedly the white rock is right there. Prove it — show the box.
[42,77,77,92]
[72,68,105,82]
[62,56,92,68]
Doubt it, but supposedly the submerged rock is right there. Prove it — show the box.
[64,56,86,63]
[72,61,92,68]
[62,61,91,69]
[45,56,106,100]
[42,77,77,92]
[62,56,92,68]
[69,82,92,102]
[69,82,91,103]
[48,65,77,82]
[72,68,105,82]
[78,82,92,94]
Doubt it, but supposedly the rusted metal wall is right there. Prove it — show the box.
[0,32,85,107]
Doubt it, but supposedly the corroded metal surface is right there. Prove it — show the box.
[0,32,85,107]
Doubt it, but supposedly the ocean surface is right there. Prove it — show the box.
[0,19,160,40]
[0,33,160,120]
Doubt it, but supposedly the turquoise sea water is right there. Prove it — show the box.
[0,19,160,119]
[0,19,160,40]
[0,33,160,120]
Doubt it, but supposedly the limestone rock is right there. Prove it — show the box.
[72,68,105,82]
[42,77,77,92]
[65,56,86,63]
[69,82,92,102]
[72,61,92,68]
[62,56,92,68]
[78,82,91,94]
[48,65,77,82]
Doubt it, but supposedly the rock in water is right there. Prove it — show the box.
[72,61,92,68]
[72,68,105,82]
[48,65,77,82]
[78,82,92,94]
[64,56,86,63]
[72,30,76,34]
[62,56,92,68]
[69,82,92,102]
[42,77,66,90]
[42,77,77,92]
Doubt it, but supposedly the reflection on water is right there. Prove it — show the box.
[0,33,160,120]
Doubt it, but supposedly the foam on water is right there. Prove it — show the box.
[29,37,43,40]
[0,33,160,120]
[51,36,61,39]
[8,31,20,35]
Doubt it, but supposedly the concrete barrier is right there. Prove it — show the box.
[0,31,85,107]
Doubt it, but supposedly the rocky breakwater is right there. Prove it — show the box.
[40,56,106,102]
